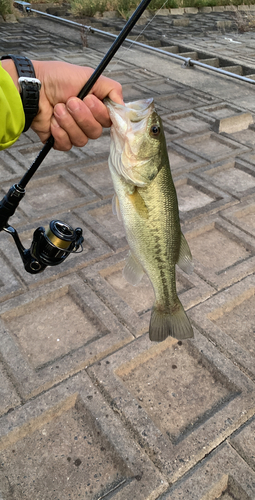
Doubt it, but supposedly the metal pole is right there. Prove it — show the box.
[18,0,153,189]
[19,4,255,87]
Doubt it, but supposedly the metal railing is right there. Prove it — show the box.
[14,1,255,86]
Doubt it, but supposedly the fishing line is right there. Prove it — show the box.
[106,0,169,75]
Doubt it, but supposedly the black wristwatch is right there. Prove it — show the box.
[1,54,41,132]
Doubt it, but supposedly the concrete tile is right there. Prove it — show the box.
[138,77,187,94]
[7,141,81,170]
[189,275,255,381]
[0,212,111,287]
[81,251,214,337]
[73,130,111,159]
[184,214,255,289]
[88,331,255,482]
[174,131,250,163]
[1,171,98,221]
[0,275,133,399]
[183,89,220,104]
[163,109,214,134]
[122,83,152,101]
[195,158,255,200]
[0,372,167,499]
[197,102,247,120]
[74,199,128,252]
[175,173,235,223]
[0,150,26,183]
[104,68,157,84]
[0,255,24,303]
[221,198,255,238]
[69,159,114,200]
[230,415,255,472]
[0,362,21,417]
[239,149,255,168]
[167,143,208,179]
[226,125,255,148]
[214,112,253,134]
[160,442,255,499]
[154,93,199,112]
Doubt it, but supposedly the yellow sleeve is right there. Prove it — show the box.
[0,62,25,150]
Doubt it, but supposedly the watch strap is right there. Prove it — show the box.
[1,54,41,132]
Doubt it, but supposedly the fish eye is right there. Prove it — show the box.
[150,125,160,137]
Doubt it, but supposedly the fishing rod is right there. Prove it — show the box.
[0,0,152,274]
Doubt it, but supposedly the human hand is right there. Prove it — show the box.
[32,60,123,151]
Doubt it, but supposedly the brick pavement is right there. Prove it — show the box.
[0,14,255,499]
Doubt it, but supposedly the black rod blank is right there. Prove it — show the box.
[18,0,152,189]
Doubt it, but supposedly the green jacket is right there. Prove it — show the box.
[0,62,25,150]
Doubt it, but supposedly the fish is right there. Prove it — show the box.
[105,97,194,342]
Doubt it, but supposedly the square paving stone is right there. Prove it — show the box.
[0,362,21,417]
[175,173,235,222]
[160,442,255,499]
[81,251,214,337]
[88,331,255,482]
[1,170,98,221]
[154,93,199,112]
[163,109,214,134]
[0,274,133,399]
[138,77,187,94]
[0,255,24,303]
[70,160,115,200]
[230,415,255,472]
[197,102,247,120]
[167,143,208,178]
[228,126,255,148]
[7,142,81,170]
[74,199,128,252]
[122,83,152,101]
[184,214,255,289]
[221,198,255,238]
[73,130,112,159]
[189,275,255,381]
[0,150,27,183]
[102,68,156,85]
[195,158,255,200]
[0,212,111,288]
[183,88,220,104]
[174,132,250,162]
[0,372,167,500]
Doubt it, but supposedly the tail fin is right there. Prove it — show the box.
[149,302,193,342]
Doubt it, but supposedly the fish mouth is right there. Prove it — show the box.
[105,98,154,132]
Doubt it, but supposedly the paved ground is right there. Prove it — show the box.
[0,10,255,499]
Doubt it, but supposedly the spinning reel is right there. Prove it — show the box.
[0,183,83,274]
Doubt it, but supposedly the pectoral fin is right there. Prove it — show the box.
[128,189,149,220]
[123,251,144,286]
[112,193,122,221]
[177,233,194,275]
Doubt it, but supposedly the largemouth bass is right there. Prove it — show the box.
[105,98,193,342]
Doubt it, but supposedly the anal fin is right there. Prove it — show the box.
[123,251,144,286]
[177,233,194,275]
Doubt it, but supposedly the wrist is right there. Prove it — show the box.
[1,55,41,132]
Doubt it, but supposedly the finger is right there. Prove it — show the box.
[82,94,112,128]
[92,76,124,104]
[65,98,104,138]
[51,116,72,151]
[54,101,101,145]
